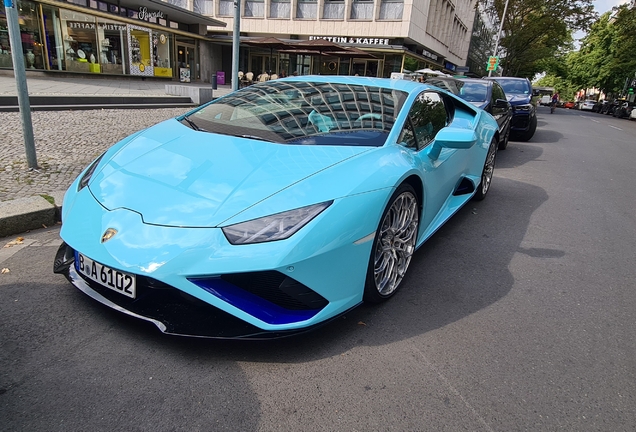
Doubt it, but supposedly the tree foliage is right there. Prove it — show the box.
[479,0,596,78]
[568,5,636,93]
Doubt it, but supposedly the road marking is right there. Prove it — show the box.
[412,346,495,432]
[608,125,623,131]
[590,119,600,123]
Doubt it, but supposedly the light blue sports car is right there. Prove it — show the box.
[54,76,498,338]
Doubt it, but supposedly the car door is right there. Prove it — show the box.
[490,82,511,134]
[398,91,465,235]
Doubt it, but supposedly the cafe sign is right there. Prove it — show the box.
[138,7,165,20]
[309,36,390,45]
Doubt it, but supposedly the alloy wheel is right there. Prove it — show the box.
[373,191,419,296]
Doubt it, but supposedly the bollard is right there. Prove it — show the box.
[211,73,218,90]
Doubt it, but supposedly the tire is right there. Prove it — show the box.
[473,138,497,201]
[516,114,537,142]
[363,184,420,303]
[498,124,510,150]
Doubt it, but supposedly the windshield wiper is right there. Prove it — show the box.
[181,116,204,132]
[229,133,278,143]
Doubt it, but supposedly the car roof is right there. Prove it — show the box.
[277,75,433,93]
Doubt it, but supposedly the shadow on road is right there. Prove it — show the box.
[495,142,544,169]
[138,177,550,364]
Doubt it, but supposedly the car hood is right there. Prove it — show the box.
[89,119,371,227]
[506,94,531,105]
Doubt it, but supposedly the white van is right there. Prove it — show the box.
[540,95,551,106]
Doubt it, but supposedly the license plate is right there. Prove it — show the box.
[75,252,136,298]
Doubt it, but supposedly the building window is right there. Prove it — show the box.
[296,0,317,19]
[218,0,234,16]
[379,0,403,20]
[244,0,264,17]
[0,0,45,70]
[166,0,189,9]
[194,0,214,15]
[322,0,344,19]
[270,0,290,18]
[350,0,373,20]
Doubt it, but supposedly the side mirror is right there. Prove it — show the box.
[494,99,509,109]
[428,128,477,160]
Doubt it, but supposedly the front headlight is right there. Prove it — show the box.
[514,104,532,111]
[78,152,106,191]
[222,201,333,245]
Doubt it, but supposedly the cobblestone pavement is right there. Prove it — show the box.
[1,108,190,201]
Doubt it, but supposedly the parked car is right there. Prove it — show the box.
[613,102,634,119]
[592,100,607,112]
[540,95,551,106]
[425,76,512,149]
[602,99,623,115]
[563,101,576,109]
[54,76,499,338]
[580,100,596,111]
[483,77,537,141]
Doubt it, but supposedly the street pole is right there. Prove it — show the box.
[231,0,240,91]
[5,0,38,169]
[488,0,510,78]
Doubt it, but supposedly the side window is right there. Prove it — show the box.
[493,82,506,102]
[403,91,448,150]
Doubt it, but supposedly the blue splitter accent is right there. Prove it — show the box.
[188,277,322,325]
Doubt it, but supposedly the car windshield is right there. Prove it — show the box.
[496,79,530,95]
[183,81,407,147]
[458,82,488,103]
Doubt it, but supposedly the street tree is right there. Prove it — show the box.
[479,0,596,78]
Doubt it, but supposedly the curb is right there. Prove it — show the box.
[0,191,65,237]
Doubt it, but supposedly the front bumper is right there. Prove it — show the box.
[510,110,533,132]
[57,183,388,336]
[54,242,358,339]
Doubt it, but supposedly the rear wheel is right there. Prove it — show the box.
[363,184,419,303]
[473,138,497,201]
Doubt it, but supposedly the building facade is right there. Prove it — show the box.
[0,0,225,80]
[196,0,477,82]
[465,0,498,77]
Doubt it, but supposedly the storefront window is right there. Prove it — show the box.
[128,24,153,76]
[382,54,402,77]
[153,31,172,77]
[0,0,45,70]
[60,9,98,73]
[41,6,65,70]
[96,17,127,74]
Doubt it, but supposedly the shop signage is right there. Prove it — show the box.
[444,61,456,71]
[422,49,438,61]
[309,36,390,45]
[68,22,126,31]
[138,7,165,20]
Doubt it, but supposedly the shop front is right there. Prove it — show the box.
[0,0,224,79]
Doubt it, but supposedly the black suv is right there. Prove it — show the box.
[425,76,512,150]
[483,77,537,142]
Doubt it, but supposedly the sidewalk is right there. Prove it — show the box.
[0,74,232,96]
[0,74,233,237]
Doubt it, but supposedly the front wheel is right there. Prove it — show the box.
[473,138,497,201]
[516,114,537,142]
[363,184,420,303]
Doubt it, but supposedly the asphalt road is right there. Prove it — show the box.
[1,107,635,431]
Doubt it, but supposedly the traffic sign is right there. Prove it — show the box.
[487,56,499,71]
